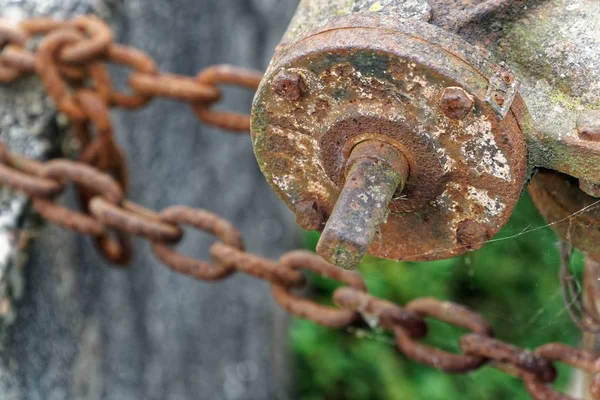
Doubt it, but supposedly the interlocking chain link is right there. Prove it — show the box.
[0,15,598,400]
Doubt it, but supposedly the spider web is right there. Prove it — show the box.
[337,199,600,398]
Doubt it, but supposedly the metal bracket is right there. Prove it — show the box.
[485,65,520,119]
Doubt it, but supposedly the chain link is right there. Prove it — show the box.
[0,15,598,400]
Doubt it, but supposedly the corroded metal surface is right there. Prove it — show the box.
[472,0,600,186]
[578,110,600,142]
[251,6,528,262]
[316,140,408,269]
[280,0,432,45]
[469,0,600,256]
[528,170,600,256]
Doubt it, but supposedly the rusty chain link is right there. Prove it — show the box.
[0,15,598,400]
[0,15,261,261]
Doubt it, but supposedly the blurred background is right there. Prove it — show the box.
[295,194,581,400]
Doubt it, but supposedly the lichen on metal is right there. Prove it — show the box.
[281,0,432,44]
[250,0,600,267]
[485,0,600,254]
[251,3,528,265]
[495,1,600,181]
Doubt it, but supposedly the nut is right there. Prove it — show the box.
[493,93,505,106]
[272,70,306,101]
[501,71,513,84]
[577,110,600,141]
[295,200,325,230]
[440,87,473,120]
[579,180,600,198]
[456,220,489,250]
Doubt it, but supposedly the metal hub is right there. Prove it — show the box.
[251,13,528,267]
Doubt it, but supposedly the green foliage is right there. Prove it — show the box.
[292,193,582,400]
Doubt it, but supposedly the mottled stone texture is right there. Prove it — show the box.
[0,0,299,399]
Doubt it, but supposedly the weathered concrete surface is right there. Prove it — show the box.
[0,1,299,399]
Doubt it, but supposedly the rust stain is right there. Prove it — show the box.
[251,10,527,263]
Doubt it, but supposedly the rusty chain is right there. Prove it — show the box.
[0,15,598,400]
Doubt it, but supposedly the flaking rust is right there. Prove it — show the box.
[252,0,600,267]
[251,1,528,265]
[529,171,600,256]
[317,140,408,269]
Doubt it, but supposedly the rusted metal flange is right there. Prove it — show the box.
[251,12,528,263]
[529,170,600,255]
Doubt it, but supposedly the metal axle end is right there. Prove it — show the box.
[316,140,409,270]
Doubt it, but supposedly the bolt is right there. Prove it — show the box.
[295,200,326,230]
[316,140,409,270]
[440,87,473,120]
[501,71,513,85]
[493,93,505,106]
[579,180,600,198]
[456,220,489,250]
[272,70,306,101]
[577,110,600,141]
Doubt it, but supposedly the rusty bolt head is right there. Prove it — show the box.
[493,93,505,106]
[295,200,325,231]
[440,87,473,120]
[456,220,489,250]
[577,110,600,141]
[501,71,513,85]
[273,70,306,101]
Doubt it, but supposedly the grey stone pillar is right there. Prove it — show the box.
[0,1,299,399]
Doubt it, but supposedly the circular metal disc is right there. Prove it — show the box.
[252,16,527,261]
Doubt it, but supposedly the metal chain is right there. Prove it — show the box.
[0,15,598,400]
[0,15,262,262]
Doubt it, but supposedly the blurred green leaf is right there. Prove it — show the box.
[292,193,582,399]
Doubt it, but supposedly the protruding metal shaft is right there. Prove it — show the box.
[316,140,409,270]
